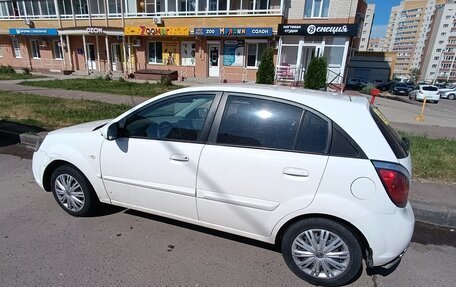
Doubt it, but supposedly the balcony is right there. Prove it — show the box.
[0,0,284,20]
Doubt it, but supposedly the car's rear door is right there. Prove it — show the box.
[100,92,220,220]
[196,94,330,237]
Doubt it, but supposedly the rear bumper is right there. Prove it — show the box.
[416,94,440,101]
[380,247,408,269]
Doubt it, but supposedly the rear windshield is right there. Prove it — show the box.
[370,106,409,159]
[423,86,438,91]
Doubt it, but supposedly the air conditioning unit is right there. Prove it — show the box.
[153,17,162,25]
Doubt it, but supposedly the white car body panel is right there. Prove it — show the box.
[33,84,414,270]
[197,145,328,237]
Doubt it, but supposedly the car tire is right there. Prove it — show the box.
[449,94,455,100]
[51,165,98,217]
[281,218,362,287]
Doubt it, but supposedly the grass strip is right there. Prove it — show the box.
[20,78,181,97]
[401,133,456,183]
[0,73,44,80]
[0,91,130,130]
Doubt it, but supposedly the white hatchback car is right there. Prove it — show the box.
[33,85,414,287]
[408,85,440,103]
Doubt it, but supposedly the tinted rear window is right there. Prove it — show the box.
[422,86,438,91]
[395,83,406,87]
[370,106,408,159]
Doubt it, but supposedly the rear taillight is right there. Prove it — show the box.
[373,161,410,208]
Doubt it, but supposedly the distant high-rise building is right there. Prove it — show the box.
[368,38,386,51]
[384,0,448,79]
[422,1,456,83]
[360,3,375,51]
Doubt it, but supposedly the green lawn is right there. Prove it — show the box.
[20,78,181,97]
[0,91,130,130]
[405,134,456,183]
[0,73,44,80]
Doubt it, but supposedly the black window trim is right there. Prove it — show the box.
[207,92,333,155]
[117,91,223,144]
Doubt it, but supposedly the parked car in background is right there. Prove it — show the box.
[376,81,396,91]
[346,78,370,90]
[439,88,456,100]
[408,85,440,103]
[32,85,414,287]
[373,79,384,85]
[391,82,413,96]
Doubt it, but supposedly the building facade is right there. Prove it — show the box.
[368,37,386,51]
[0,0,365,84]
[384,0,448,79]
[421,1,456,83]
[359,3,374,51]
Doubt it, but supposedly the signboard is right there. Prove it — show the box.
[163,41,180,65]
[278,24,359,37]
[194,27,273,37]
[125,26,189,36]
[223,40,244,66]
[86,27,104,34]
[9,28,58,36]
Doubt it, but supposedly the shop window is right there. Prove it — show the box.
[181,41,196,66]
[223,40,244,67]
[30,40,41,59]
[148,41,163,64]
[53,40,63,60]
[12,38,21,58]
[246,42,267,68]
[304,0,330,18]
[324,46,344,66]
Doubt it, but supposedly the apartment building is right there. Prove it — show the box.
[359,3,374,51]
[368,37,386,51]
[384,0,447,79]
[0,0,366,83]
[421,1,456,83]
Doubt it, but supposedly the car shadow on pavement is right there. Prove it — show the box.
[90,203,127,217]
[124,209,281,253]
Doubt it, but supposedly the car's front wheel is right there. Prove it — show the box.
[281,218,362,287]
[51,165,98,217]
[448,94,455,100]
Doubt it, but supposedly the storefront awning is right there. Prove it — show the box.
[58,27,124,36]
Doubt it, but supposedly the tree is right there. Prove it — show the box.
[304,56,328,90]
[408,68,421,84]
[256,47,275,84]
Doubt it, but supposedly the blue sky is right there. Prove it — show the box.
[369,0,402,38]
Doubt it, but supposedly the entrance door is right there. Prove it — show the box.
[298,44,323,81]
[208,44,220,77]
[111,43,122,72]
[86,43,96,71]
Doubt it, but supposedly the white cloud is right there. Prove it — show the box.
[370,24,388,38]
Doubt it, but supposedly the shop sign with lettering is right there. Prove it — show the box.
[124,26,189,36]
[9,28,58,35]
[194,27,273,37]
[278,24,358,36]
[86,27,104,34]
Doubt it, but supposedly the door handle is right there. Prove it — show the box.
[282,168,309,177]
[170,154,189,162]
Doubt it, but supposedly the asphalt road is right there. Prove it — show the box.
[0,142,455,287]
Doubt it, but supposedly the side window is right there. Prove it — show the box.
[122,95,214,142]
[295,111,329,153]
[217,96,302,150]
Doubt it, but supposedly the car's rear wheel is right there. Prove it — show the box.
[448,94,455,100]
[51,165,98,217]
[281,218,362,287]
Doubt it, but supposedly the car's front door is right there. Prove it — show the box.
[196,94,330,237]
[100,93,218,220]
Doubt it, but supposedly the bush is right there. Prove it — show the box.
[104,73,112,81]
[304,56,327,90]
[360,84,375,95]
[160,75,173,86]
[256,47,275,84]
[0,65,16,74]
[22,67,31,75]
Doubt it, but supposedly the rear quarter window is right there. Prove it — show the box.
[370,106,409,159]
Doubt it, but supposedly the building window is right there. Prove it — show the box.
[30,40,41,59]
[181,41,195,66]
[148,41,163,64]
[437,48,442,52]
[0,46,3,57]
[52,40,63,60]
[246,42,267,68]
[11,38,21,58]
[304,0,330,18]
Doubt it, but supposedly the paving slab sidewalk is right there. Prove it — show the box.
[1,77,455,227]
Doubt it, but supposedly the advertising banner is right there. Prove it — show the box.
[125,26,189,36]
[223,40,244,66]
[194,27,273,37]
[9,28,58,35]
[162,41,180,65]
[278,24,358,36]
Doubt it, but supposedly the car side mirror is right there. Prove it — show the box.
[103,123,119,141]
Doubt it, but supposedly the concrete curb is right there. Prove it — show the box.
[0,128,454,228]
